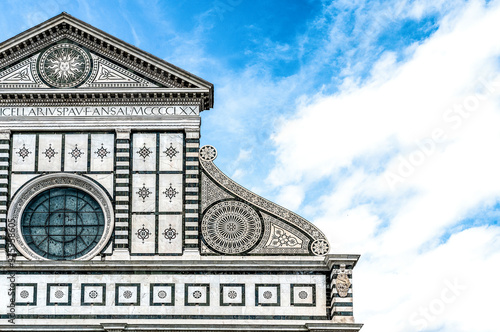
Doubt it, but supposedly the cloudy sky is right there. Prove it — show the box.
[1,0,499,331]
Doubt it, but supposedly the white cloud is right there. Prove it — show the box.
[270,1,500,331]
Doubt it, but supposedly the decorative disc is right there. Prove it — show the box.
[38,43,91,88]
[201,200,262,254]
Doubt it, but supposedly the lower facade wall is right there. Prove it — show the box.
[1,273,327,322]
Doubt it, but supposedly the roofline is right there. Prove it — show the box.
[0,12,214,109]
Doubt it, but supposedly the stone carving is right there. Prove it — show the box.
[311,239,330,256]
[137,143,152,161]
[199,145,217,161]
[228,290,237,299]
[200,147,330,255]
[201,172,234,212]
[54,290,64,299]
[94,143,110,161]
[298,291,308,299]
[42,144,58,162]
[157,290,167,299]
[250,212,310,255]
[38,43,91,88]
[81,54,157,88]
[20,290,29,298]
[136,184,152,202]
[163,184,179,202]
[135,224,151,244]
[201,200,263,254]
[336,266,351,298]
[68,144,84,162]
[0,54,48,88]
[267,224,302,248]
[89,290,98,299]
[17,144,32,161]
[163,143,179,161]
[162,224,178,243]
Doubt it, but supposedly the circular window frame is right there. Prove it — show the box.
[8,173,114,261]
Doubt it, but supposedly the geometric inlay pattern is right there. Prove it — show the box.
[163,143,179,161]
[137,143,152,161]
[201,200,262,255]
[17,144,32,161]
[220,284,245,306]
[162,184,179,202]
[185,284,210,306]
[290,284,316,306]
[162,224,178,244]
[255,284,280,306]
[42,144,58,162]
[94,143,110,161]
[136,184,152,202]
[135,224,151,244]
[68,144,84,162]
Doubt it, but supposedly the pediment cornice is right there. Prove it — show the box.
[0,13,213,110]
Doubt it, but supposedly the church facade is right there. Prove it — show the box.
[0,13,362,331]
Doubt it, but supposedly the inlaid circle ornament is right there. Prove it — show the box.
[199,145,217,161]
[157,290,167,299]
[8,173,114,261]
[20,290,29,299]
[228,290,238,299]
[123,290,133,299]
[201,200,263,254]
[192,290,202,299]
[54,290,64,299]
[311,239,330,256]
[298,291,308,299]
[38,43,91,88]
[263,291,273,299]
[88,290,98,299]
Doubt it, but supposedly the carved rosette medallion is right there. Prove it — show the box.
[201,200,263,254]
[311,239,330,256]
[38,43,91,88]
[199,145,217,161]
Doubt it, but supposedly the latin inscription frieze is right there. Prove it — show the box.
[0,105,199,117]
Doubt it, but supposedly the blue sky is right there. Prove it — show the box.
[1,1,500,331]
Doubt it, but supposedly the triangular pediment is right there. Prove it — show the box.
[0,13,213,109]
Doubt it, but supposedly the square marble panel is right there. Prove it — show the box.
[47,283,72,306]
[132,133,156,171]
[115,283,140,306]
[64,134,88,172]
[159,133,183,171]
[81,283,106,306]
[255,284,280,306]
[158,174,183,212]
[291,284,316,306]
[150,284,175,306]
[220,284,245,306]
[85,173,114,198]
[15,283,37,306]
[90,134,114,171]
[38,134,62,171]
[158,214,182,254]
[11,134,36,172]
[185,284,210,306]
[10,174,38,198]
[132,174,156,212]
[131,214,155,254]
